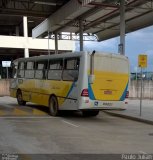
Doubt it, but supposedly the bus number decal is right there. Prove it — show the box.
[103,102,113,106]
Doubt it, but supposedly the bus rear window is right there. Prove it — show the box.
[63,58,80,81]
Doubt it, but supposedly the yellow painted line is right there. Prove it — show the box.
[32,109,48,116]
[12,108,31,116]
[0,107,47,116]
[0,110,5,116]
[20,154,33,160]
[0,116,57,119]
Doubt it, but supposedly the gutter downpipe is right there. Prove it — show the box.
[89,50,95,84]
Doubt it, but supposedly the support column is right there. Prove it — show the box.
[23,16,29,57]
[70,32,72,40]
[58,33,62,40]
[79,19,83,51]
[119,0,125,55]
[48,31,51,55]
[55,33,58,54]
[24,48,29,58]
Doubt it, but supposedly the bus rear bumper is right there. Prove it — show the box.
[79,98,128,110]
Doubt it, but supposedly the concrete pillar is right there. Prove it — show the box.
[70,32,72,40]
[23,16,29,57]
[55,33,58,54]
[79,19,83,51]
[48,31,51,55]
[119,0,125,55]
[24,48,29,58]
[58,33,62,40]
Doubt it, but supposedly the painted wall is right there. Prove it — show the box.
[0,80,10,96]
[129,80,153,99]
[0,36,75,51]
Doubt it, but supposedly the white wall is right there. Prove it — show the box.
[0,35,75,51]
[129,80,153,99]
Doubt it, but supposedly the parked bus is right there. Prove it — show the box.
[10,51,129,116]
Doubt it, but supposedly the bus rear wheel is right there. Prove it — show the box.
[16,90,26,106]
[82,110,99,117]
[49,96,59,116]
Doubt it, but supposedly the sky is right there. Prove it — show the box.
[75,25,153,73]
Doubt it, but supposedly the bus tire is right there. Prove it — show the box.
[49,96,59,116]
[82,110,99,117]
[16,90,26,106]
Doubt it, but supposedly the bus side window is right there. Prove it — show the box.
[35,61,48,79]
[25,61,35,79]
[63,58,80,81]
[18,62,25,78]
[48,59,63,80]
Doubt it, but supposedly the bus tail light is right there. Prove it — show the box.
[81,89,89,97]
[125,91,129,98]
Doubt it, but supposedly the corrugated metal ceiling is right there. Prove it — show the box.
[33,0,153,41]
[0,0,152,41]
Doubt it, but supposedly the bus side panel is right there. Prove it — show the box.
[18,79,35,102]
[10,88,17,98]
[15,79,75,108]
[10,79,18,98]
[31,80,76,108]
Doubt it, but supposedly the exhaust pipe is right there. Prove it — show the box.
[89,50,95,84]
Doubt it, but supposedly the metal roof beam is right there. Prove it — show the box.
[96,10,153,41]
[78,0,147,33]
[54,1,121,33]
[54,6,105,33]
[32,0,92,37]
[0,8,50,17]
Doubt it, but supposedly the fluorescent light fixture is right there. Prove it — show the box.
[34,1,62,6]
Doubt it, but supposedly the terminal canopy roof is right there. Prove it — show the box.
[32,0,153,41]
[0,0,152,41]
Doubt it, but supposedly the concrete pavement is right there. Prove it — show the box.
[105,99,153,125]
[0,96,153,156]
[0,109,153,154]
[1,96,153,125]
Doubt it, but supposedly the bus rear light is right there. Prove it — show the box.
[125,91,129,98]
[81,89,89,97]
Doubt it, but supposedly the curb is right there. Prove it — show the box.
[103,111,153,125]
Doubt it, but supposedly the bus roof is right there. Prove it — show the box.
[13,51,84,62]
[13,51,128,62]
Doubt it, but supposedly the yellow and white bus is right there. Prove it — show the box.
[10,51,129,116]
